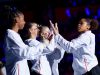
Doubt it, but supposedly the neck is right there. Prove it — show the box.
[42,38,49,45]
[30,35,36,39]
[12,26,19,32]
[11,23,19,32]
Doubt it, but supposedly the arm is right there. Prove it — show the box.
[55,34,90,53]
[5,35,41,60]
[24,38,55,56]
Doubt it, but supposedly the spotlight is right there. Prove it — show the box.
[65,9,71,17]
[85,7,90,16]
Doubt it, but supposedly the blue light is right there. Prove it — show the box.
[94,16,97,19]
[97,8,100,17]
[72,1,77,6]
[85,7,90,16]
[65,9,71,17]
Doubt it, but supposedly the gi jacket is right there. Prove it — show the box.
[25,37,55,75]
[54,30,98,75]
[47,44,65,75]
[4,29,54,75]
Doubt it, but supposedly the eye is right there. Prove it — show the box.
[79,21,83,25]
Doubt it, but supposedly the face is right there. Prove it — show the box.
[16,14,26,29]
[41,27,50,39]
[29,23,39,37]
[78,19,90,32]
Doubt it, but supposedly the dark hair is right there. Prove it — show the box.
[89,19,99,30]
[83,18,99,30]
[0,5,23,41]
[23,22,33,39]
[4,6,23,29]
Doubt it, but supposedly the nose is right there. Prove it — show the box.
[78,24,81,27]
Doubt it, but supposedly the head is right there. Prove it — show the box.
[39,26,51,40]
[78,18,99,32]
[8,10,25,30]
[24,22,39,39]
[0,6,25,41]
[3,6,25,30]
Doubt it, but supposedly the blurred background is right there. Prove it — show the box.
[0,0,100,75]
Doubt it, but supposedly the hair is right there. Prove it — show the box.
[39,26,49,33]
[81,18,99,30]
[21,22,38,40]
[0,5,23,41]
[89,19,99,30]
[4,6,23,29]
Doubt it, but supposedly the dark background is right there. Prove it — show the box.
[0,0,100,75]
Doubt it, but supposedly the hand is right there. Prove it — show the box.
[49,20,59,35]
[47,33,53,41]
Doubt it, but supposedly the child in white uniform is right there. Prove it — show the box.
[50,18,100,75]
[39,26,65,75]
[3,7,53,75]
[23,23,55,75]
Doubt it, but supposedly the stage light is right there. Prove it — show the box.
[85,7,90,16]
[65,9,71,17]
[97,8,100,17]
[72,1,77,6]
[94,16,97,19]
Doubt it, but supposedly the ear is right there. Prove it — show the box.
[41,33,44,37]
[13,17,17,23]
[29,28,32,33]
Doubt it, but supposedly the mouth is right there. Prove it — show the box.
[78,27,80,29]
[78,27,81,31]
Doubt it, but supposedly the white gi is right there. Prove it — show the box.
[25,38,55,75]
[54,30,98,75]
[4,29,54,75]
[47,44,65,75]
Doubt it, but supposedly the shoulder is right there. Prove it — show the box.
[25,39,40,46]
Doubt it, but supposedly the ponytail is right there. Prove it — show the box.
[90,19,99,30]
[82,18,99,30]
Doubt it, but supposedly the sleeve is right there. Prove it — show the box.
[6,35,41,60]
[50,45,65,62]
[54,34,90,53]
[58,47,65,61]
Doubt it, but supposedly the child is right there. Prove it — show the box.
[23,22,55,75]
[50,18,100,75]
[3,6,50,75]
[39,26,65,75]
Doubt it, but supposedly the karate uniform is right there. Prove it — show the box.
[4,29,53,75]
[47,44,65,75]
[54,30,98,75]
[25,37,55,75]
